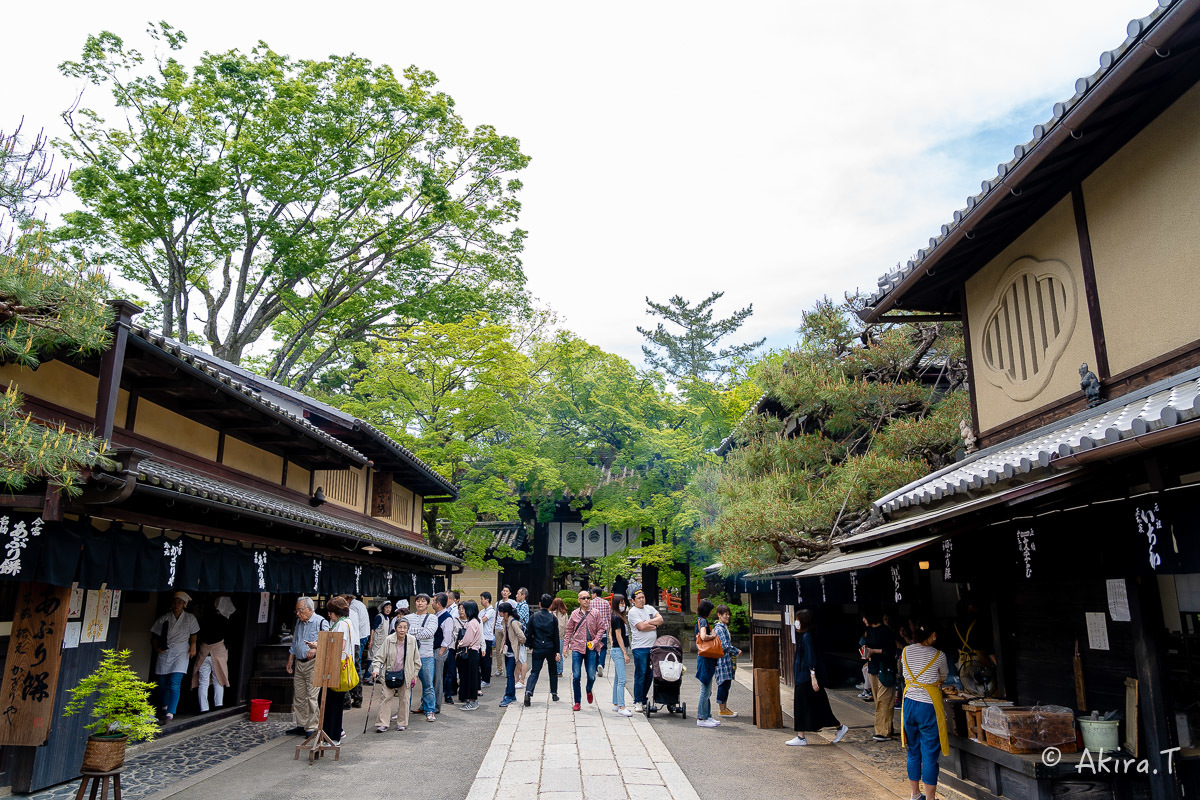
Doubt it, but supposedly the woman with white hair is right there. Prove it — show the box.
[192,595,236,712]
[151,591,200,721]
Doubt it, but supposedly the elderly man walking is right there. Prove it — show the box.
[285,597,329,737]
[565,590,605,712]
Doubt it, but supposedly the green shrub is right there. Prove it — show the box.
[556,589,580,612]
[63,649,160,742]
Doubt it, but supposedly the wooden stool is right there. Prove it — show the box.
[74,768,123,800]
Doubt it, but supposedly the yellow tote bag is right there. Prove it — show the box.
[337,655,360,692]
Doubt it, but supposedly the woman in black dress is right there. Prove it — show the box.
[787,609,849,746]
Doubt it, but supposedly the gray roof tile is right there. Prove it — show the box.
[874,367,1200,515]
[133,458,460,564]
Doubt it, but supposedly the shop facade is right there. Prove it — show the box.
[746,2,1200,798]
[0,304,460,792]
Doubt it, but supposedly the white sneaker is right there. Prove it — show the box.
[696,718,719,728]
[514,682,525,689]
[618,707,633,717]
[785,736,808,746]
[633,703,643,713]
[833,724,849,743]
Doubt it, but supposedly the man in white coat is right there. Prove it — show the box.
[151,591,200,721]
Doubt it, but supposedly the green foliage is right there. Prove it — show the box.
[691,295,968,573]
[709,595,750,636]
[555,589,580,612]
[638,291,765,387]
[63,649,160,742]
[56,22,530,387]
[0,126,115,497]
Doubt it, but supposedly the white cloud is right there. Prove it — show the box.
[0,0,1155,362]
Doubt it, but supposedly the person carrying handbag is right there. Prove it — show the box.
[370,617,420,732]
[318,597,356,746]
[694,599,723,728]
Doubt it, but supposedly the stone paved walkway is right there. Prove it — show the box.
[466,669,700,800]
[26,718,290,800]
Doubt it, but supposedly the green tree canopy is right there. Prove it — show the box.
[637,291,764,387]
[56,22,530,388]
[1,122,114,496]
[687,296,969,573]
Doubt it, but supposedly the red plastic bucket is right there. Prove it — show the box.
[249,698,271,722]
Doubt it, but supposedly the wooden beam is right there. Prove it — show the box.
[42,485,63,522]
[1071,185,1111,380]
[94,300,142,440]
[1127,576,1179,800]
[876,313,962,323]
[0,496,44,508]
[960,290,982,435]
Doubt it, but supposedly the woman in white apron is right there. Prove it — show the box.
[151,591,200,720]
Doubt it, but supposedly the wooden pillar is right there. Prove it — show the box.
[1128,576,1180,800]
[93,299,142,441]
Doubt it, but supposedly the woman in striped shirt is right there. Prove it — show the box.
[901,621,949,800]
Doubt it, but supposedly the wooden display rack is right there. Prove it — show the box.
[295,630,344,765]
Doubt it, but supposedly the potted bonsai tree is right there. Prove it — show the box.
[63,649,160,772]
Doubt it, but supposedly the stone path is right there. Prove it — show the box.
[466,669,700,800]
[26,719,290,800]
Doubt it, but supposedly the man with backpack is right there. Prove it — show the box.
[523,593,562,705]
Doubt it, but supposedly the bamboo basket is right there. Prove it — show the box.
[81,735,127,772]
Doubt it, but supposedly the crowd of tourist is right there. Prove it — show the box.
[280,585,947,800]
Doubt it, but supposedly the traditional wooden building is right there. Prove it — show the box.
[0,301,459,792]
[764,2,1200,798]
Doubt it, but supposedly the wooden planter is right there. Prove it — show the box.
[81,735,127,773]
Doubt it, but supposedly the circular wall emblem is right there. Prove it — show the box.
[565,531,578,544]
[587,530,602,543]
[611,531,624,543]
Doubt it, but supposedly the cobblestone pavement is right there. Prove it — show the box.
[26,718,289,800]
[466,668,701,800]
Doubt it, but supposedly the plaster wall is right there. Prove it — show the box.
[454,568,500,604]
[1083,80,1200,375]
[221,436,283,483]
[0,360,99,418]
[966,195,1097,433]
[134,400,220,460]
[286,463,311,495]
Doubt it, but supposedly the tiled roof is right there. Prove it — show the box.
[873,366,1200,515]
[447,522,528,555]
[130,327,456,497]
[866,0,1185,312]
[131,327,370,465]
[132,458,460,564]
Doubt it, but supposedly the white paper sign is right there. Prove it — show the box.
[80,590,113,644]
[1106,579,1131,622]
[1086,612,1110,651]
[110,589,122,618]
[63,622,82,649]
[258,592,271,624]
[68,584,84,618]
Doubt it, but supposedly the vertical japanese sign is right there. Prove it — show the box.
[0,583,70,745]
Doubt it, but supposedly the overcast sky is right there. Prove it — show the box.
[2,0,1154,365]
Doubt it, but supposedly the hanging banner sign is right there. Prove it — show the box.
[942,539,954,582]
[1016,529,1036,579]
[1133,503,1165,571]
[891,564,902,602]
[0,583,70,745]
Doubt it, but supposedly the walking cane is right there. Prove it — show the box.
[362,675,379,734]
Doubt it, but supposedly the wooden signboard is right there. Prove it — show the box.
[371,471,393,518]
[296,629,344,764]
[1125,677,1139,757]
[0,583,71,746]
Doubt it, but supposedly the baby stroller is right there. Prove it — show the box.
[644,635,686,719]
